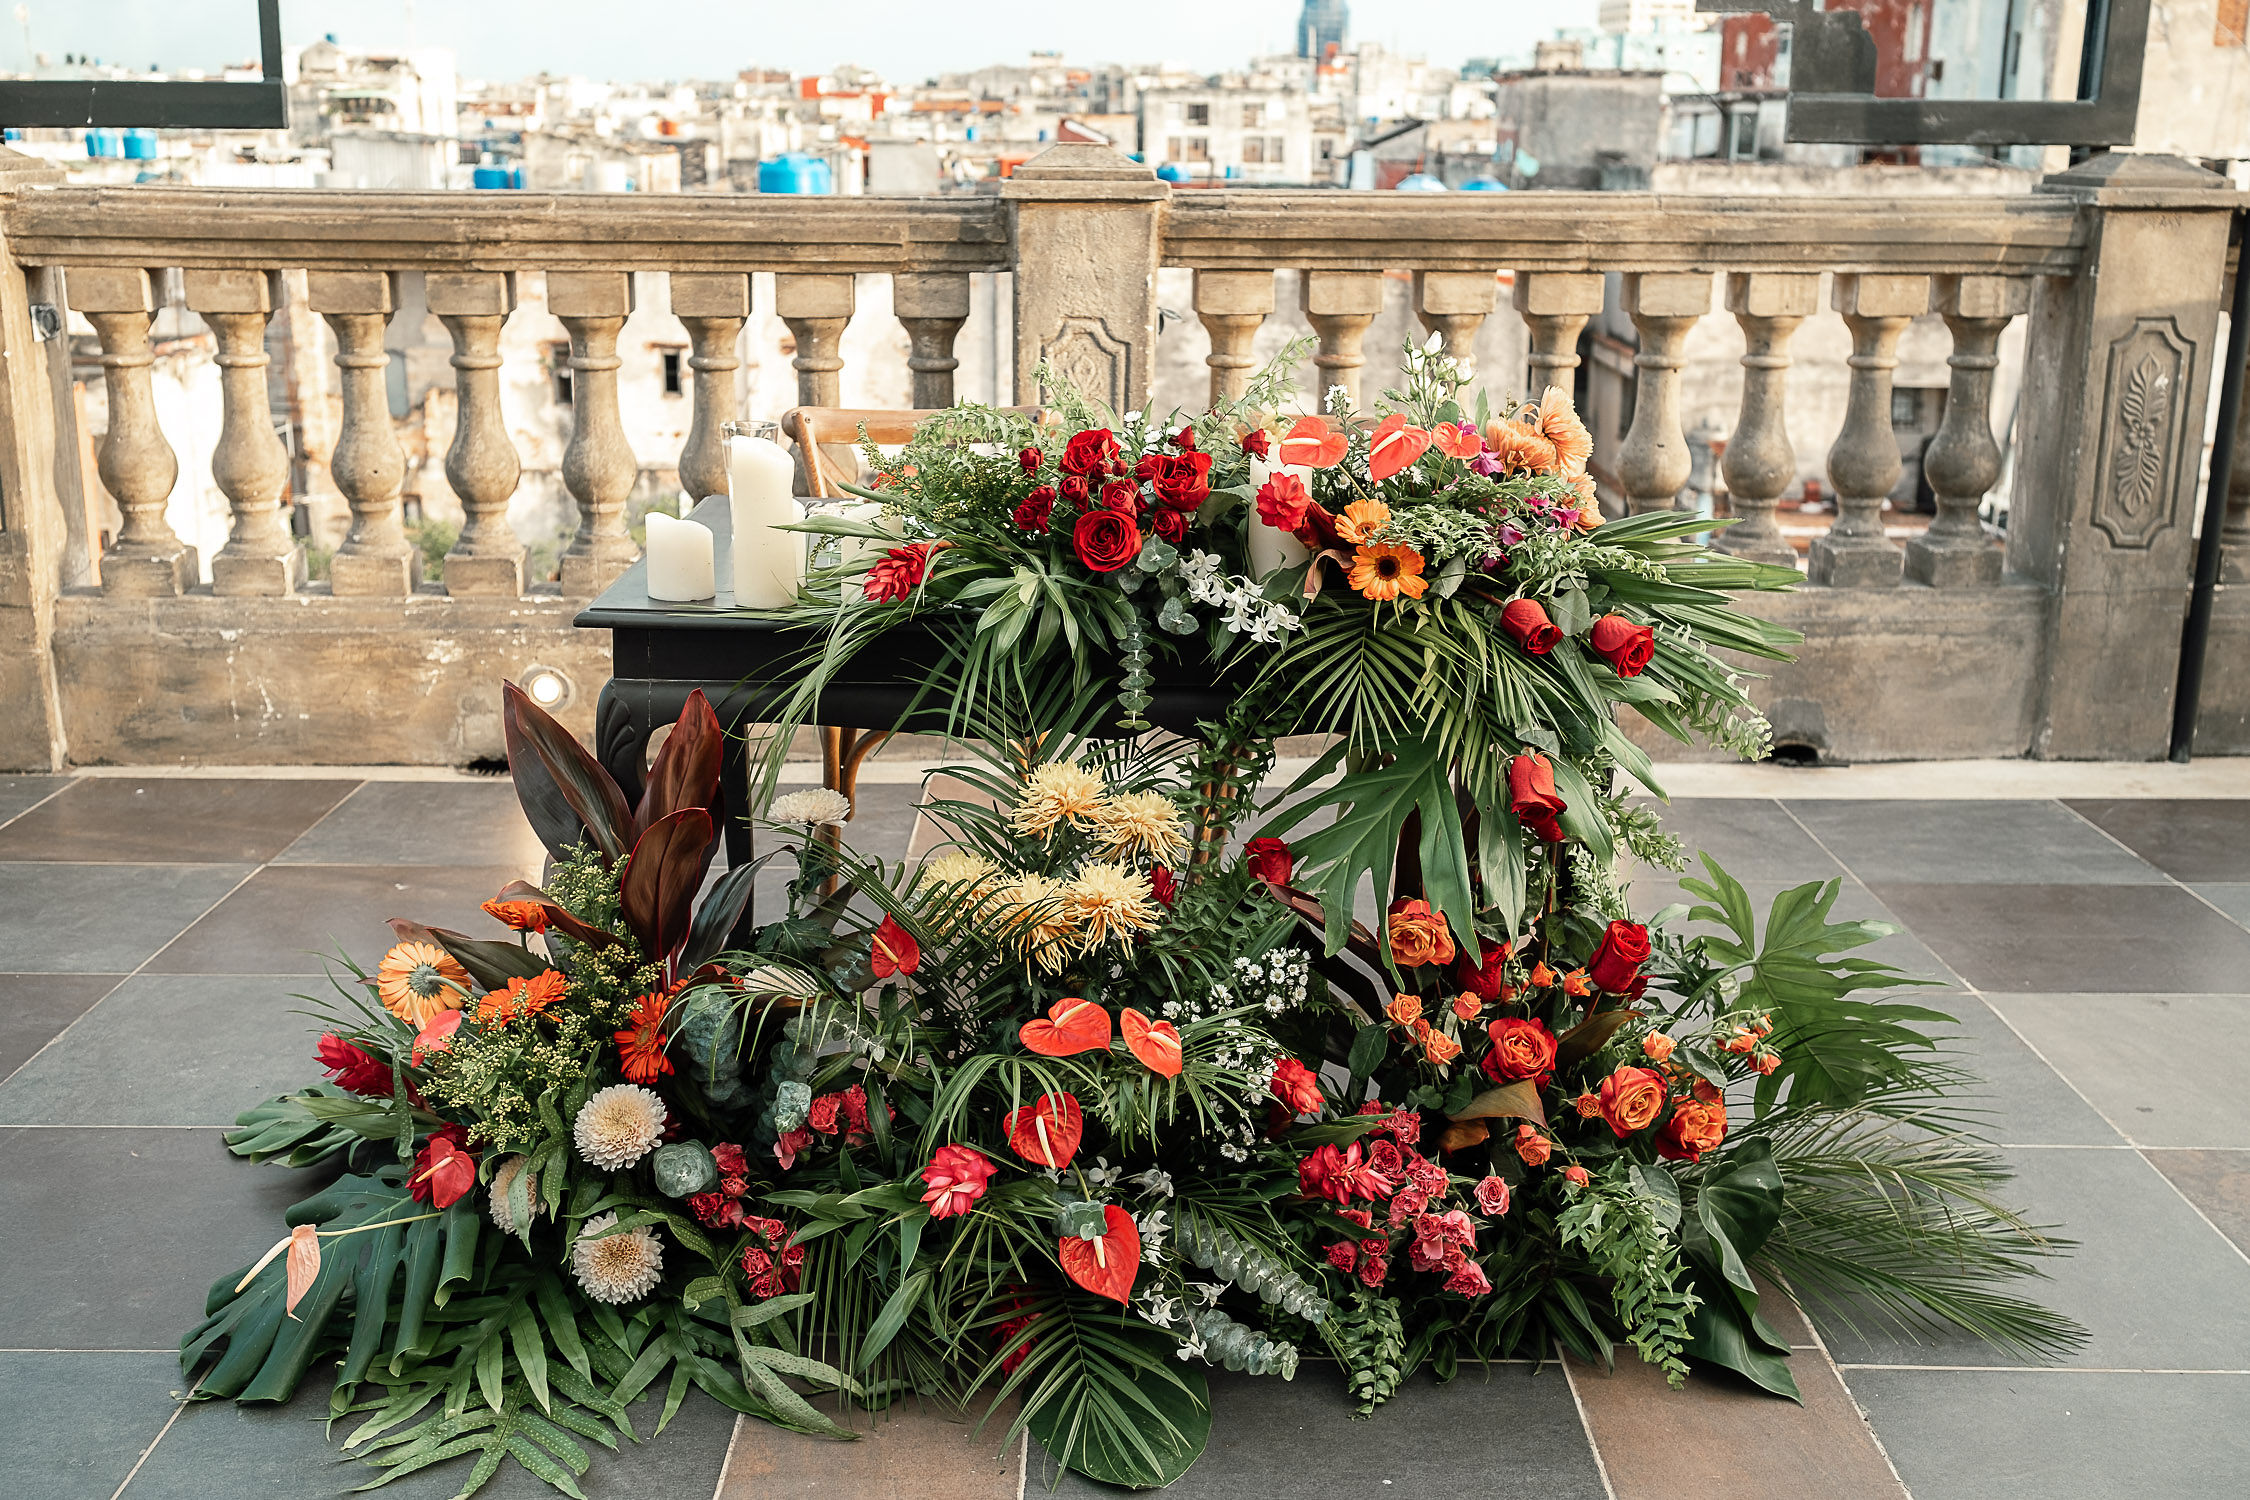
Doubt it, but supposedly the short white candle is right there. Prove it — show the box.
[728,430,803,609]
[1246,447,1314,579]
[643,510,715,601]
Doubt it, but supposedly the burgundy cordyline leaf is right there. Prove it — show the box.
[503,680,632,865]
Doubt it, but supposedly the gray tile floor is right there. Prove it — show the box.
[3,777,2246,1498]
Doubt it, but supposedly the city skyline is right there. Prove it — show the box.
[28,0,1598,83]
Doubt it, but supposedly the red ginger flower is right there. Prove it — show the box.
[863,541,946,603]
[318,1033,397,1097]
[1298,1141,1397,1205]
[1269,1058,1324,1116]
[920,1145,995,1218]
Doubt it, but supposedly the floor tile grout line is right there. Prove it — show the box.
[2052,799,2245,927]
[709,1416,745,1500]
[1836,1364,2250,1374]
[0,1347,178,1353]
[265,779,372,863]
[1552,1342,1621,1500]
[1770,800,1969,988]
[2133,1145,2250,1272]
[108,1396,186,1500]
[0,863,265,1091]
[1784,1272,1915,1499]
[0,778,71,836]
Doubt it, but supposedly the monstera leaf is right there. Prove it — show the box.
[1679,1138,1799,1401]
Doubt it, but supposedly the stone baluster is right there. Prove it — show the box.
[548,271,640,596]
[1412,271,1495,381]
[1514,271,1604,399]
[307,270,416,595]
[1714,272,1818,567]
[776,272,853,407]
[1193,269,1274,409]
[1809,273,1927,587]
[1619,272,1710,514]
[180,270,301,595]
[426,271,524,596]
[670,272,750,502]
[74,268,190,595]
[895,273,971,409]
[1300,271,1383,413]
[1907,275,2027,588]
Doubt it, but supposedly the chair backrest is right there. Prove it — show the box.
[781,406,1045,498]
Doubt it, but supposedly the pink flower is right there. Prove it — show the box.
[1409,1209,1477,1273]
[920,1145,996,1219]
[773,1127,816,1170]
[1444,1259,1492,1297]
[1357,1254,1389,1288]
[1473,1175,1512,1217]
[1325,1240,1359,1272]
[687,1191,727,1227]
[710,1142,747,1176]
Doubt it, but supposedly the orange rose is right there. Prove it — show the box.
[1450,993,1482,1021]
[1422,1027,1462,1065]
[1724,1028,1757,1055]
[1529,962,1555,988]
[1561,1164,1591,1187]
[1386,899,1457,968]
[1596,1066,1667,1138]
[1753,1049,1781,1076]
[1573,1091,1602,1119]
[1657,1095,1727,1163]
[1386,993,1424,1027]
[1641,1032,1676,1063]
[1514,1123,1552,1167]
[1562,968,1593,997]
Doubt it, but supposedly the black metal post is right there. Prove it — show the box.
[2168,213,2250,763]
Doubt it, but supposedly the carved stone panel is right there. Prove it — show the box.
[1041,316,1131,412]
[2091,315,2195,549]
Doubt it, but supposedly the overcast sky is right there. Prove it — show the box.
[22,1,1597,83]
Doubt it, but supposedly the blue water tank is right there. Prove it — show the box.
[84,128,121,158]
[1394,173,1447,192]
[1458,176,1508,192]
[757,153,832,194]
[472,165,512,189]
[122,129,158,160]
[1155,162,1191,183]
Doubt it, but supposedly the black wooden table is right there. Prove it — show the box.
[573,496,1243,867]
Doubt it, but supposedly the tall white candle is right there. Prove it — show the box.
[727,428,803,609]
[644,510,715,601]
[1246,447,1314,579]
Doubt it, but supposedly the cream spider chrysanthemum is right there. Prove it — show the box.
[573,1083,666,1170]
[488,1155,542,1235]
[571,1212,664,1304]
[1066,862,1161,951]
[1086,789,1191,866]
[919,849,998,896]
[1000,874,1080,973]
[1010,762,1107,839]
[766,787,853,827]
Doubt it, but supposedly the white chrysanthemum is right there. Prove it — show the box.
[919,849,998,898]
[488,1154,542,1235]
[1088,789,1190,866]
[767,787,853,827]
[1066,861,1161,951]
[573,1083,665,1170]
[571,1212,664,1304]
[1010,762,1106,839]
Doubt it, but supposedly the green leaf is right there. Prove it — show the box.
[855,1267,930,1372]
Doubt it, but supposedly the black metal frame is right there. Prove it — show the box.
[1697,0,2147,148]
[0,0,285,129]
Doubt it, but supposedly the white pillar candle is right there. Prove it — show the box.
[727,428,804,609]
[644,510,715,601]
[1246,448,1315,578]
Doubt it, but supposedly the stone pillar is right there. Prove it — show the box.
[895,272,971,410]
[1715,272,1817,567]
[1412,271,1495,382]
[183,269,302,596]
[670,272,750,501]
[1619,272,1709,515]
[426,271,524,596]
[1300,271,1384,413]
[549,270,639,596]
[1514,271,1603,397]
[1808,273,1926,588]
[0,175,69,770]
[1003,143,1168,413]
[1907,275,2028,588]
[307,270,415,596]
[74,268,191,595]
[2010,154,2238,758]
[1193,269,1274,409]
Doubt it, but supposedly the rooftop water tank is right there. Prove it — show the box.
[757,153,833,195]
[1393,173,1447,192]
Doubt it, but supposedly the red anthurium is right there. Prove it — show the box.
[1366,413,1432,481]
[284,1224,321,1318]
[1019,997,1112,1057]
[1276,415,1348,470]
[410,1132,477,1209]
[1431,420,1483,459]
[870,914,920,979]
[1120,1008,1183,1078]
[1005,1092,1084,1168]
[412,1008,463,1067]
[1058,1205,1141,1304]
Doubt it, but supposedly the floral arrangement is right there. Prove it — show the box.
[187,348,2081,1495]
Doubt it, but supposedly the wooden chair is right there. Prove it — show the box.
[780,405,1045,498]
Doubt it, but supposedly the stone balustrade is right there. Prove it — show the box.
[0,144,2246,772]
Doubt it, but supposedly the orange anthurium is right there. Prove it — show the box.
[1276,415,1348,469]
[1005,1091,1084,1168]
[1366,413,1432,481]
[284,1224,321,1318]
[411,1008,463,1067]
[870,913,920,979]
[1019,997,1112,1057]
[1431,420,1483,459]
[1120,1007,1183,1077]
[1058,1205,1141,1304]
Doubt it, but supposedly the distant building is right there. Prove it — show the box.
[1298,0,1350,62]
[1596,0,1706,34]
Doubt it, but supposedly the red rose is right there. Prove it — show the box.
[1241,428,1270,459]
[710,1142,747,1176]
[1100,478,1141,514]
[1589,613,1656,677]
[1060,428,1119,477]
[1134,453,1164,483]
[863,541,944,603]
[1480,1016,1558,1087]
[1018,446,1042,475]
[1014,485,1055,533]
[1453,937,1511,1001]
[1256,473,1311,532]
[1270,1057,1324,1116]
[1245,836,1295,886]
[1151,505,1189,544]
[1507,752,1568,843]
[1152,450,1213,511]
[1500,598,1561,655]
[1173,424,1198,450]
[1597,1066,1668,1138]
[1059,473,1090,507]
[1586,920,1651,997]
[1072,509,1141,572]
[1657,1095,1727,1163]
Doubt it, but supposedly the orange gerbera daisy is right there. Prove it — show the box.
[1533,385,1593,476]
[1483,419,1557,474]
[482,899,548,934]
[615,991,674,1084]
[476,968,567,1027]
[1347,542,1428,602]
[375,941,470,1028]
[1335,499,1391,546]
